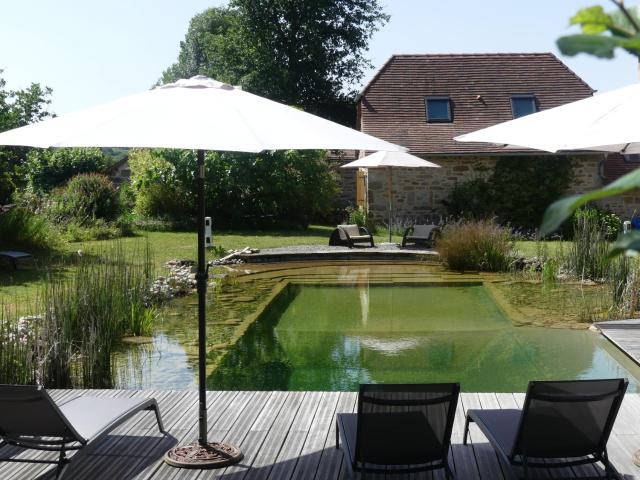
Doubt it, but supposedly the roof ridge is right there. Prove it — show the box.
[389,52,556,57]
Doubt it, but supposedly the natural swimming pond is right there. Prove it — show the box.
[113,263,640,392]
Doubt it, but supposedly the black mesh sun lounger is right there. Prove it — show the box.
[336,383,460,479]
[463,379,628,479]
[0,384,165,479]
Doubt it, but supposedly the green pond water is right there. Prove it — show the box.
[112,263,640,392]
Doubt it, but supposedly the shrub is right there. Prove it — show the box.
[117,182,136,214]
[574,207,620,241]
[436,219,515,272]
[345,205,377,233]
[64,219,122,242]
[129,148,338,228]
[134,183,192,219]
[128,149,192,219]
[55,173,120,223]
[25,147,111,192]
[0,207,62,251]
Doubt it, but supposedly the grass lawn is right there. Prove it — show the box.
[515,240,568,258]
[0,225,404,313]
[1,227,567,315]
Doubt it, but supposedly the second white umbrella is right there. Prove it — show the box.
[341,151,440,242]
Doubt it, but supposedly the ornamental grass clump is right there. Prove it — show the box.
[436,219,515,272]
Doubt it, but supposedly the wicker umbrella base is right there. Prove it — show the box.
[165,441,243,469]
[634,449,640,467]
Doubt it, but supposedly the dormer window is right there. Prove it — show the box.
[511,95,537,118]
[425,96,452,122]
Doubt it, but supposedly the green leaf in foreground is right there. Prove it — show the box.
[557,34,620,58]
[541,167,640,236]
[610,230,640,257]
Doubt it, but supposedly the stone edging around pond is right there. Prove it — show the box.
[232,244,439,263]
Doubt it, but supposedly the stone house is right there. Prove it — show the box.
[342,53,638,223]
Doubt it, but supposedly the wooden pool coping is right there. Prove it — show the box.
[596,319,640,368]
[2,389,639,479]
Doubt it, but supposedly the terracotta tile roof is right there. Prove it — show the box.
[358,53,594,156]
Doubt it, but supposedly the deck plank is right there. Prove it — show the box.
[460,392,505,480]
[289,391,340,480]
[1,390,639,480]
[321,391,357,480]
[218,391,292,480]
[449,396,482,480]
[266,390,323,480]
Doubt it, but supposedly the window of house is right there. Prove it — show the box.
[624,154,640,163]
[425,96,452,122]
[511,95,537,118]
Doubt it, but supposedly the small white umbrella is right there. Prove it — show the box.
[454,83,640,154]
[0,76,406,468]
[341,151,440,242]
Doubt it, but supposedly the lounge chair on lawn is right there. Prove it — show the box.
[328,224,375,248]
[0,384,165,479]
[401,224,440,247]
[0,250,33,270]
[463,378,628,479]
[336,383,460,479]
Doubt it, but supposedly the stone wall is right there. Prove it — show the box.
[336,154,640,224]
[336,168,356,207]
[364,156,499,224]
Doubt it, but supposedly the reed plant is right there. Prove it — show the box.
[0,305,39,384]
[0,239,156,388]
[561,208,610,281]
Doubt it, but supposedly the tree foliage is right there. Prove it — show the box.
[557,2,640,59]
[160,0,388,125]
[129,148,338,228]
[25,147,112,192]
[0,71,53,203]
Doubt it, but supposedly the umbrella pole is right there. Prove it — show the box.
[196,149,208,444]
[164,150,243,469]
[388,167,392,243]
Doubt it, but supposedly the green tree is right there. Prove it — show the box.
[0,71,53,203]
[161,0,388,125]
[25,147,112,192]
[129,148,337,228]
[557,1,640,59]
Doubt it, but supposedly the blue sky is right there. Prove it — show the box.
[1,0,637,114]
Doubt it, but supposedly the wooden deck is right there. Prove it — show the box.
[597,320,640,366]
[2,389,640,479]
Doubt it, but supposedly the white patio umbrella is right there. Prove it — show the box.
[0,75,406,468]
[454,83,640,154]
[340,151,440,242]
